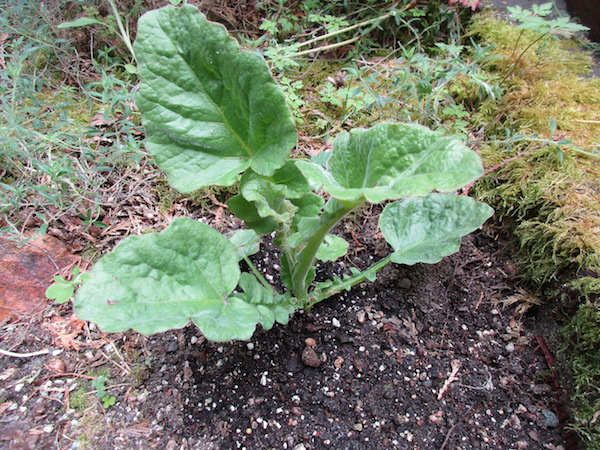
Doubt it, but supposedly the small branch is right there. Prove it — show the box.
[0,348,50,358]
[293,35,362,57]
[437,359,461,400]
[294,10,397,50]
[439,423,458,450]
[461,143,542,195]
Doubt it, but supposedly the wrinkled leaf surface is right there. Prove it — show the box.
[74,218,294,341]
[135,5,296,193]
[296,122,483,203]
[380,193,494,265]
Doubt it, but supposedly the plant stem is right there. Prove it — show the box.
[291,199,360,303]
[294,12,394,50]
[291,4,409,58]
[500,33,547,84]
[293,35,362,57]
[108,0,136,60]
[308,255,392,308]
[243,255,278,293]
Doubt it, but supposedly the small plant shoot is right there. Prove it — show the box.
[73,5,494,342]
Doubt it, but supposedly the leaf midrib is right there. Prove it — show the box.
[155,18,255,158]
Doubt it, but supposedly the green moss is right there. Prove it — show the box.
[561,302,600,447]
[468,13,600,445]
[69,385,92,412]
[469,13,592,80]
[567,277,600,301]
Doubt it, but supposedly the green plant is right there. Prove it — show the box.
[46,266,90,304]
[0,2,145,237]
[58,0,136,70]
[312,42,501,135]
[73,5,493,342]
[91,375,116,409]
[502,3,589,82]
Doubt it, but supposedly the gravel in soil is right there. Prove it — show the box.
[0,219,573,449]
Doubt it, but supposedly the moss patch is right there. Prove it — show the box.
[469,12,600,447]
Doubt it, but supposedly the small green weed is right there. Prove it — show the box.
[0,3,144,238]
[91,375,117,409]
[305,42,501,136]
[45,266,89,304]
[500,3,589,83]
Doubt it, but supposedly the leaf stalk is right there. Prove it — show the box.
[308,255,393,308]
[291,199,360,303]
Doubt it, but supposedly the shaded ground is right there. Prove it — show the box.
[0,209,574,449]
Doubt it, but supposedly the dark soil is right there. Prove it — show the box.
[0,212,575,449]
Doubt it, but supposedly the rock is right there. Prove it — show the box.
[166,341,178,353]
[532,384,552,395]
[356,310,366,323]
[285,355,300,372]
[541,409,559,428]
[352,358,366,373]
[528,430,540,442]
[45,358,66,374]
[428,411,444,423]
[301,346,321,368]
[397,278,412,289]
[304,337,317,347]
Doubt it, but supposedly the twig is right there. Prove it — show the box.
[101,350,131,376]
[0,348,50,358]
[439,423,457,450]
[43,372,98,380]
[460,145,542,196]
[437,359,461,400]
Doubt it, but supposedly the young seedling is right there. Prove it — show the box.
[502,2,589,82]
[73,5,494,342]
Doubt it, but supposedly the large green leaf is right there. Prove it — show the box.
[73,218,294,340]
[379,193,494,265]
[135,5,297,193]
[191,274,297,341]
[296,122,483,204]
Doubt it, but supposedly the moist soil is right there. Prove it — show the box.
[0,206,575,449]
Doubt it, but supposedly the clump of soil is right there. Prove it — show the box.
[0,219,573,449]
